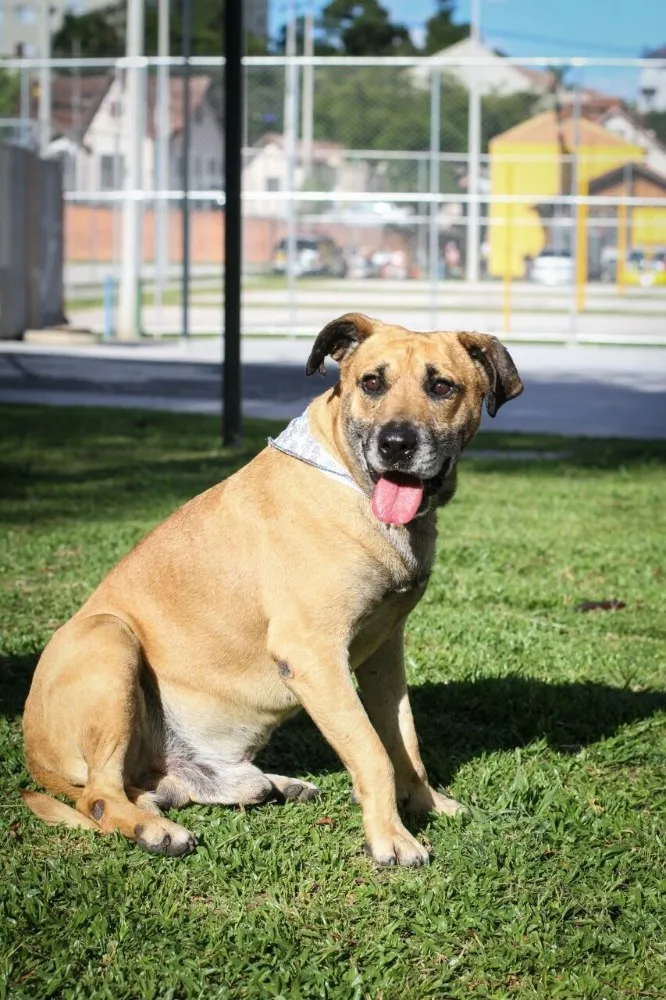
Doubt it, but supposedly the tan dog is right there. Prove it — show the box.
[22,314,523,867]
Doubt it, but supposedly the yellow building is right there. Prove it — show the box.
[488,111,644,278]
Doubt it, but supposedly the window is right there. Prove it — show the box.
[266,176,280,192]
[15,4,36,24]
[100,153,123,190]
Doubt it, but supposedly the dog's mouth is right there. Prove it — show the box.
[368,459,453,526]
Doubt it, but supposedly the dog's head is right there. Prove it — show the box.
[306,313,523,525]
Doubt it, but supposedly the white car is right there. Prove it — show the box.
[529,251,574,286]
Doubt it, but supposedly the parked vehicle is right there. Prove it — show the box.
[272,236,347,278]
[529,250,574,286]
[623,249,666,287]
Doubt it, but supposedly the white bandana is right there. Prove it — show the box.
[268,411,365,495]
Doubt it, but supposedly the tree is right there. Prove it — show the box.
[0,70,20,118]
[644,110,666,147]
[424,1,468,55]
[318,0,415,56]
[52,5,123,59]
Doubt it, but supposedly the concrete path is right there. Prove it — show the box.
[0,339,665,439]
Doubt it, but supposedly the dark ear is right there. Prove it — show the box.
[305,313,377,376]
[457,331,524,417]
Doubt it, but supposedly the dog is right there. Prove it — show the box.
[22,314,523,867]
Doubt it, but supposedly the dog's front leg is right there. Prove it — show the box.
[271,629,429,867]
[356,627,465,817]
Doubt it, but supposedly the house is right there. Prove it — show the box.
[597,107,666,178]
[242,133,369,218]
[638,45,666,113]
[410,37,554,96]
[488,111,644,277]
[43,72,223,200]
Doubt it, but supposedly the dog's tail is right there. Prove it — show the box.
[20,789,99,831]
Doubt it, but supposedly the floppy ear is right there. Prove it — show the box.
[457,331,524,417]
[305,313,377,376]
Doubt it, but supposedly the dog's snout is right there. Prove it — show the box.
[377,422,419,464]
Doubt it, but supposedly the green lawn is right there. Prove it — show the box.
[1,405,665,1000]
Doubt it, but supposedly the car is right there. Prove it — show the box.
[272,235,347,278]
[623,249,666,287]
[528,250,574,286]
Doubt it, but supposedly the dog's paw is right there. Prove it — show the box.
[266,774,320,803]
[133,818,197,857]
[365,823,430,868]
[402,784,469,817]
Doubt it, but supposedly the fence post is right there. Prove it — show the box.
[428,68,440,330]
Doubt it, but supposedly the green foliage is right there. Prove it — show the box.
[644,109,666,147]
[320,0,415,56]
[1,404,666,998]
[0,69,20,118]
[424,0,468,55]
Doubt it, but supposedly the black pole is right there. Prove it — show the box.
[181,0,191,339]
[223,0,243,445]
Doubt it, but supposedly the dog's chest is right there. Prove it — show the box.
[349,518,436,666]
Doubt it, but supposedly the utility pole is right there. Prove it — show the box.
[155,0,170,323]
[223,0,244,445]
[301,4,314,180]
[117,0,145,339]
[284,0,298,332]
[38,0,51,154]
[181,0,192,340]
[465,0,481,283]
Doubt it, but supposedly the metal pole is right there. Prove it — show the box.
[20,66,30,147]
[301,5,314,180]
[428,69,440,329]
[466,0,481,282]
[155,0,170,326]
[181,0,191,340]
[117,0,145,339]
[38,0,51,154]
[569,84,581,344]
[284,4,298,335]
[223,0,243,446]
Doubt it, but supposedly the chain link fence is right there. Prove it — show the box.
[0,54,664,343]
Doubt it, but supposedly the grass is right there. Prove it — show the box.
[1,405,665,999]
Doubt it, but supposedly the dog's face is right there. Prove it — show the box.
[306,313,523,524]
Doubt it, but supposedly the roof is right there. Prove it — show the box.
[596,106,666,149]
[31,73,112,141]
[490,110,640,148]
[145,76,214,139]
[421,36,555,91]
[588,161,666,195]
[33,72,216,143]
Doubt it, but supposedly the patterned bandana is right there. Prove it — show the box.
[268,411,365,496]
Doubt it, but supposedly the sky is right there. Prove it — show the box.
[269,0,666,99]
[270,0,665,58]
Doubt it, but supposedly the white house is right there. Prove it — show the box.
[638,46,666,114]
[242,132,369,218]
[597,107,666,179]
[410,36,554,96]
[46,72,224,200]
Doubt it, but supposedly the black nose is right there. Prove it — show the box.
[377,422,419,463]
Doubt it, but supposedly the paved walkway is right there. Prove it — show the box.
[1,338,665,439]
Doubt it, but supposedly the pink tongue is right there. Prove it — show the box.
[372,475,424,525]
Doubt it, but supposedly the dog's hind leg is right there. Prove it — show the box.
[23,613,196,856]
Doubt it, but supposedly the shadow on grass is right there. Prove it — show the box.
[1,403,666,528]
[258,676,666,786]
[4,647,664,782]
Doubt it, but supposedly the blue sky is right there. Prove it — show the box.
[269,1,665,98]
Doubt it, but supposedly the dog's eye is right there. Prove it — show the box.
[430,379,455,399]
[360,374,384,395]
